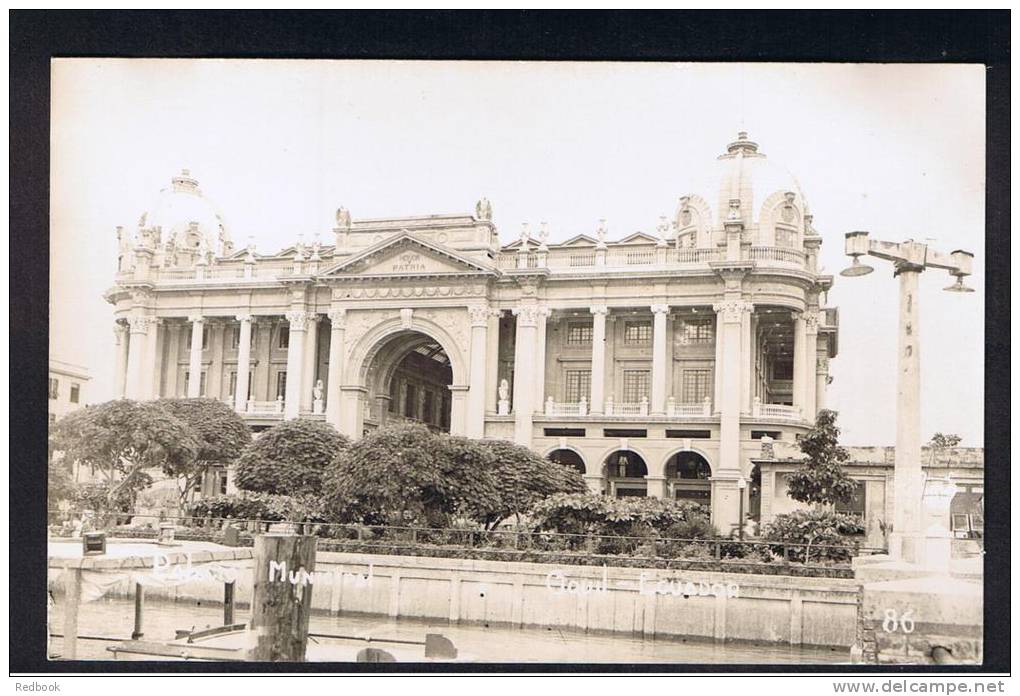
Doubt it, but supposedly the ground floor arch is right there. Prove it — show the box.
[547,448,587,475]
[602,449,648,498]
[664,450,713,508]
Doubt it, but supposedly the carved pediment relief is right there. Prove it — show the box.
[320,232,495,279]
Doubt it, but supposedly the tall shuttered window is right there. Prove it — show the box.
[564,370,591,402]
[622,370,650,402]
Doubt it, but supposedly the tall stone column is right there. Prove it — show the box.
[300,314,320,412]
[325,308,346,431]
[511,304,539,446]
[449,385,469,437]
[165,323,181,397]
[113,322,129,398]
[141,317,161,400]
[791,311,807,417]
[589,305,609,414]
[803,310,819,422]
[484,309,500,412]
[533,306,550,409]
[815,353,829,413]
[650,304,670,415]
[466,304,490,438]
[234,315,254,412]
[283,311,308,419]
[741,310,754,413]
[187,315,205,398]
[711,298,753,533]
[124,317,148,400]
[713,309,725,411]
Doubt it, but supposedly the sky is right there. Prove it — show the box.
[50,60,985,446]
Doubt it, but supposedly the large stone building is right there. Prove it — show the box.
[105,132,839,532]
[48,358,90,423]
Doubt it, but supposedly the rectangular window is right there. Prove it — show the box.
[666,429,712,439]
[835,481,866,522]
[229,371,237,398]
[624,322,652,345]
[276,371,287,399]
[218,472,228,496]
[622,370,650,402]
[278,325,290,349]
[681,319,714,344]
[48,378,58,400]
[404,384,417,418]
[230,326,241,349]
[603,428,647,438]
[424,390,436,423]
[564,369,591,402]
[544,428,586,437]
[566,323,593,346]
[772,359,794,380]
[681,369,711,403]
[776,227,798,248]
[199,371,207,397]
[70,384,80,404]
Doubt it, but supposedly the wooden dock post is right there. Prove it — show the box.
[224,581,236,626]
[249,532,317,662]
[62,568,82,660]
[131,583,145,640]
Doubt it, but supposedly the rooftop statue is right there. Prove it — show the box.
[335,206,352,230]
[476,196,492,221]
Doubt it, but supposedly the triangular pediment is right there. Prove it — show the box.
[556,234,599,248]
[320,232,495,278]
[616,231,660,245]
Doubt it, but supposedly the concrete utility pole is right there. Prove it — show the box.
[841,231,974,565]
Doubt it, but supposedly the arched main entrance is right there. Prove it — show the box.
[603,450,648,498]
[363,330,453,432]
[665,451,712,507]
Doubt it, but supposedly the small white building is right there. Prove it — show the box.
[48,358,90,424]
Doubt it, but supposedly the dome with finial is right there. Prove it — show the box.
[673,132,812,249]
[135,169,233,264]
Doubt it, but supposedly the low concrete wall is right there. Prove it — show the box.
[49,549,860,648]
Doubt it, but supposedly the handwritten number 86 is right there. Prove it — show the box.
[882,608,915,634]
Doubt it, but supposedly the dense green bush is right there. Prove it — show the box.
[186,491,322,522]
[234,419,348,496]
[530,493,714,555]
[759,508,865,562]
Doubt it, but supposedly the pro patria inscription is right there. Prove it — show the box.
[392,252,426,273]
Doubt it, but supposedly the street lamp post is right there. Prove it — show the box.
[841,232,974,565]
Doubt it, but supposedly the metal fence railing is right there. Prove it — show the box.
[49,510,883,569]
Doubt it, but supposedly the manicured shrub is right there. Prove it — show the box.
[759,508,865,563]
[186,490,322,522]
[234,419,348,496]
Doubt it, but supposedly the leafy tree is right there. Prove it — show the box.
[234,419,348,497]
[51,399,199,513]
[474,439,587,529]
[154,398,252,503]
[928,432,962,468]
[323,423,499,526]
[785,409,857,507]
[759,509,865,563]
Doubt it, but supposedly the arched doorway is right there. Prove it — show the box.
[603,450,648,498]
[364,330,453,433]
[665,451,712,507]
[548,449,586,475]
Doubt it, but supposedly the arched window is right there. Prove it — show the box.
[665,451,712,506]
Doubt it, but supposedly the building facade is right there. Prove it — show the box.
[105,133,839,532]
[48,358,90,424]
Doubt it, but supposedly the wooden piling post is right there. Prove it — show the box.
[131,583,145,640]
[249,533,317,662]
[224,581,235,626]
[62,568,82,660]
